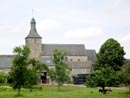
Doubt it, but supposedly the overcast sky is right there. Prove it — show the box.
[0,0,130,58]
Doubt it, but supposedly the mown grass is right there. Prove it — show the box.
[0,85,130,98]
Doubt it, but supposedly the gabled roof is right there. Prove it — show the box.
[0,55,14,69]
[86,50,97,61]
[42,44,87,56]
[25,18,41,39]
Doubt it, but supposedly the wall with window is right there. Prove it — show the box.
[65,56,88,62]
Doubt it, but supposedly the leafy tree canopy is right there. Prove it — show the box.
[0,71,7,85]
[10,45,30,95]
[121,61,130,93]
[94,38,125,71]
[86,38,125,94]
[53,49,70,90]
[28,58,49,72]
[24,69,38,92]
[48,68,56,82]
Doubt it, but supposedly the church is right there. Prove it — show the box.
[0,18,97,84]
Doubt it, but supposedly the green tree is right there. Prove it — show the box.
[121,61,130,93]
[0,71,7,85]
[28,58,49,73]
[94,38,125,71]
[24,69,38,92]
[10,45,30,95]
[48,68,56,84]
[86,38,125,94]
[86,65,115,94]
[53,49,70,91]
[86,73,97,87]
[28,58,48,90]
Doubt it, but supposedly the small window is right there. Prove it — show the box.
[70,59,73,61]
[82,69,86,73]
[69,68,72,71]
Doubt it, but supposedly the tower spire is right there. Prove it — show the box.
[25,18,42,59]
[25,18,41,39]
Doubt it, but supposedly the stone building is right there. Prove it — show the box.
[0,18,97,84]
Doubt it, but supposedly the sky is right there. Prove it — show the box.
[0,0,130,58]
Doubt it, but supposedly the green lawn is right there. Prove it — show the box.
[0,85,130,98]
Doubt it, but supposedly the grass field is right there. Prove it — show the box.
[0,85,130,98]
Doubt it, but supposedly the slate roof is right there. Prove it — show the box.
[40,57,92,69]
[42,44,87,56]
[86,50,97,61]
[25,18,41,39]
[0,46,97,69]
[0,55,14,69]
[40,58,54,66]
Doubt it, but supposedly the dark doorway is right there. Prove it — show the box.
[40,72,47,83]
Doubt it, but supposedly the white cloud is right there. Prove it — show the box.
[120,34,130,42]
[106,0,130,12]
[64,27,103,39]
[38,19,61,31]
[0,24,27,54]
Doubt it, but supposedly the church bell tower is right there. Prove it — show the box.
[25,18,42,59]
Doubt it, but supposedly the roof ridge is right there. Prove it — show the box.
[0,55,15,57]
[42,44,85,45]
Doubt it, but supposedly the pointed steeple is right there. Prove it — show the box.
[25,18,41,39]
[25,18,42,59]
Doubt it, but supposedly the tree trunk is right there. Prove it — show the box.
[58,83,60,91]
[129,86,130,94]
[30,86,32,92]
[18,86,21,96]
[102,86,105,94]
